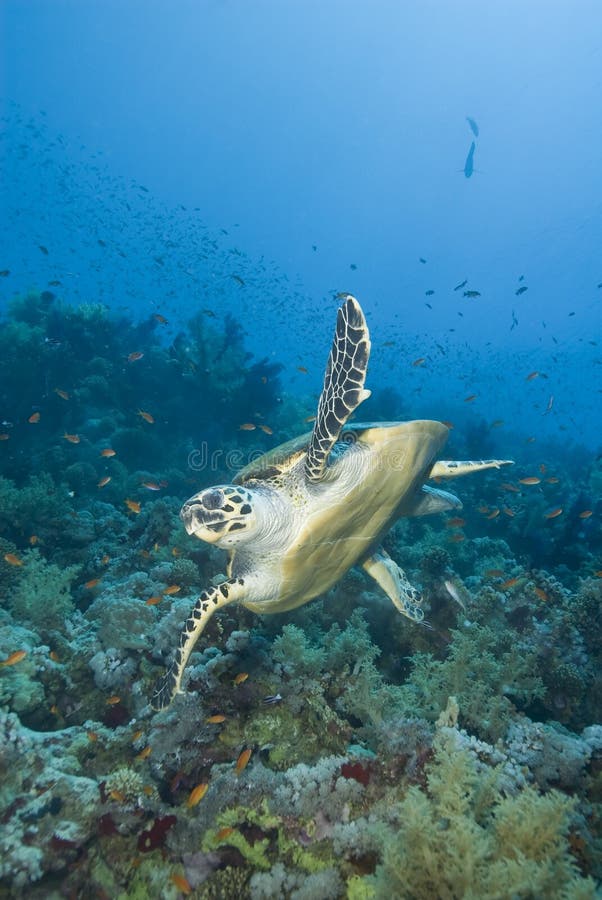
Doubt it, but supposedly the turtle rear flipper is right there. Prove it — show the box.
[362,548,424,623]
[305,295,371,482]
[152,578,246,711]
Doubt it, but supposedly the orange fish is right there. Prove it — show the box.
[233,672,249,685]
[579,510,593,519]
[141,481,161,491]
[29,535,39,545]
[206,714,226,724]
[131,729,144,742]
[154,314,168,325]
[136,745,152,761]
[412,357,425,367]
[109,789,126,803]
[84,578,101,589]
[239,423,256,431]
[464,394,477,403]
[137,410,154,424]
[97,476,111,488]
[0,433,10,440]
[594,571,602,578]
[87,730,98,742]
[215,827,235,841]
[500,483,520,493]
[145,596,162,606]
[63,433,80,444]
[163,585,181,595]
[486,509,500,519]
[28,412,40,423]
[171,547,181,557]
[106,695,121,705]
[519,477,541,485]
[125,499,141,514]
[259,424,273,435]
[49,650,59,661]
[448,532,465,542]
[502,507,515,517]
[54,388,70,400]
[297,366,308,373]
[0,649,27,666]
[50,704,59,715]
[186,782,209,808]
[445,517,465,528]
[534,587,548,601]
[546,477,559,484]
[127,351,144,362]
[100,448,116,457]
[500,577,519,589]
[235,748,252,775]
[170,874,192,895]
[3,553,23,566]
[545,507,563,519]
[526,371,539,381]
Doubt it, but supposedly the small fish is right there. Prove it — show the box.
[29,535,39,545]
[136,745,152,761]
[170,874,192,895]
[87,730,98,742]
[463,290,481,298]
[97,476,111,488]
[502,507,515,517]
[448,532,465,542]
[141,481,161,491]
[546,477,559,484]
[49,650,59,661]
[534,587,548,601]
[519,477,541,485]
[233,672,249,685]
[101,554,110,565]
[259,424,273,435]
[49,704,59,715]
[145,596,162,606]
[137,410,154,424]
[463,141,476,178]
[579,510,593,519]
[125,499,141,514]
[425,289,435,296]
[490,419,504,428]
[48,280,62,287]
[544,395,554,415]
[84,578,101,589]
[215,826,235,841]
[28,412,40,423]
[500,577,519,589]
[0,434,10,441]
[297,366,308,374]
[163,585,181,595]
[109,789,126,803]
[525,371,539,381]
[231,274,245,286]
[239,423,256,431]
[545,507,563,519]
[206,714,226,723]
[63,433,80,443]
[446,517,465,528]
[186,782,209,808]
[39,245,49,255]
[486,508,500,519]
[464,394,477,403]
[453,279,468,291]
[235,748,252,775]
[515,286,528,296]
[539,463,546,474]
[131,729,144,742]
[106,695,121,705]
[466,116,479,137]
[0,269,9,276]
[153,313,168,325]
[263,693,283,704]
[500,483,520,492]
[100,448,116,457]
[54,388,70,400]
[3,553,23,566]
[419,257,427,263]
[412,357,426,367]
[0,650,27,666]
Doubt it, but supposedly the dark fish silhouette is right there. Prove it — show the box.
[466,117,479,138]
[464,142,476,178]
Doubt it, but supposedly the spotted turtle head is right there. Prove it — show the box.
[180,485,258,546]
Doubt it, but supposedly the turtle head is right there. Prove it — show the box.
[180,485,258,546]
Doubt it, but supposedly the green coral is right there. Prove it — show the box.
[8,549,80,630]
[358,731,597,899]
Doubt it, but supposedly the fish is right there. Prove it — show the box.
[145,596,162,606]
[453,279,468,291]
[544,395,554,415]
[258,424,273,435]
[486,509,500,519]
[500,577,520,589]
[3,553,23,566]
[445,517,465,528]
[464,394,477,403]
[463,290,481,298]
[136,745,152,761]
[263,693,283,704]
[100,448,116,457]
[170,874,192,895]
[412,358,426,367]
[84,578,101,589]
[544,507,563,519]
[233,672,249,685]
[419,257,427,263]
[463,141,476,178]
[137,410,154,424]
[49,650,59,661]
[63,433,80,443]
[54,388,70,400]
[534,587,548,601]
[131,729,144,742]
[425,289,435,296]
[444,580,465,610]
[297,366,308,374]
[0,269,10,276]
[206,714,226,723]
[153,314,168,325]
[97,476,111,488]
[127,351,144,362]
[101,554,110,565]
[28,412,40,423]
[239,423,257,431]
[526,371,539,381]
[466,116,479,137]
[0,650,27,666]
[186,782,209,808]
[87,731,98,742]
[39,245,49,254]
[0,434,10,441]
[163,585,181,595]
[519,477,541,485]
[141,481,161,491]
[231,274,245,286]
[106,695,121,705]
[546,477,559,484]
[125,499,141,514]
[579,510,593,519]
[215,827,235,841]
[29,535,39,545]
[448,532,465,542]
[109,789,126,803]
[502,507,515,517]
[235,748,252,775]
[515,286,528,296]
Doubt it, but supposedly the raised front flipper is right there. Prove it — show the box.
[429,458,513,479]
[362,548,424,623]
[151,578,246,710]
[305,295,371,483]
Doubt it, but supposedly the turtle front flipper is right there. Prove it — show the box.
[151,578,247,711]
[305,295,371,482]
[362,548,424,623]
[430,458,513,479]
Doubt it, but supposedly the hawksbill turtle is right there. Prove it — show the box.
[152,295,512,709]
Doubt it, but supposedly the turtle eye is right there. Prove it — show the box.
[202,489,225,510]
